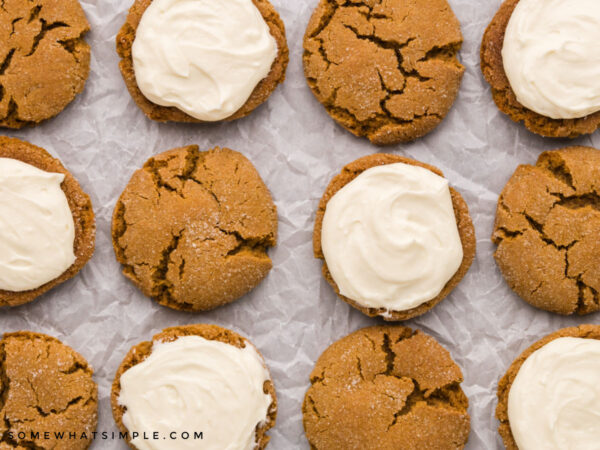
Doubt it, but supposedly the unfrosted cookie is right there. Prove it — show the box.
[0,137,95,307]
[496,324,600,450]
[492,146,600,315]
[0,0,90,128]
[112,146,277,312]
[303,326,470,449]
[303,0,464,145]
[314,154,475,321]
[116,0,288,123]
[0,331,98,449]
[111,324,277,450]
[481,0,600,137]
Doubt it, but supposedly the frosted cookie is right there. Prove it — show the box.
[492,146,600,315]
[0,137,95,307]
[303,326,470,449]
[111,324,277,450]
[314,154,475,321]
[116,0,288,123]
[303,0,464,145]
[481,0,600,137]
[497,325,600,450]
[0,331,98,449]
[112,145,277,312]
[0,0,90,128]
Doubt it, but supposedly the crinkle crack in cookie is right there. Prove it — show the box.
[303,0,464,145]
[112,146,277,312]
[0,0,90,128]
[480,0,600,138]
[0,331,98,450]
[492,147,600,315]
[303,326,470,450]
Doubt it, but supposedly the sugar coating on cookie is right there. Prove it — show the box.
[112,146,277,312]
[132,0,277,122]
[502,0,600,119]
[303,0,464,145]
[492,146,600,315]
[0,0,90,128]
[321,162,463,313]
[507,337,600,450]
[0,158,75,292]
[303,326,470,449]
[118,335,272,450]
[0,331,98,449]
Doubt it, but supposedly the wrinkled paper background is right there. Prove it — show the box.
[2,0,600,448]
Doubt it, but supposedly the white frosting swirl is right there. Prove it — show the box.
[118,335,272,450]
[502,0,600,119]
[0,158,75,292]
[508,337,600,450]
[132,0,278,121]
[321,163,463,312]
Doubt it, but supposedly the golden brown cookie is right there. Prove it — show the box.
[0,137,95,307]
[314,153,476,321]
[481,0,600,138]
[0,0,90,128]
[303,326,470,449]
[112,145,277,311]
[492,146,600,315]
[116,0,288,123]
[111,324,277,450]
[496,324,600,449]
[0,331,98,449]
[303,0,464,145]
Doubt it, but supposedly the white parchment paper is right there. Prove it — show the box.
[2,0,600,448]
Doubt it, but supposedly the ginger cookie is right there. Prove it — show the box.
[497,324,600,450]
[0,0,90,128]
[314,154,475,321]
[116,0,288,123]
[0,136,95,308]
[303,326,470,449]
[492,146,600,315]
[112,145,277,312]
[0,331,98,449]
[303,0,464,145]
[481,0,600,138]
[111,324,277,450]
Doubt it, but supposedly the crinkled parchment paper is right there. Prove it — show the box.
[1,0,599,448]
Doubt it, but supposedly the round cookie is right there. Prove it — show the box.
[0,331,98,449]
[492,146,600,315]
[303,326,470,449]
[116,0,289,123]
[496,324,600,449]
[112,145,277,312]
[303,0,464,145]
[0,136,95,307]
[481,0,600,138]
[314,153,475,321]
[0,0,90,128]
[111,324,277,450]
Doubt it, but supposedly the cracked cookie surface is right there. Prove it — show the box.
[112,146,278,312]
[480,0,600,138]
[116,0,288,123]
[496,324,600,450]
[313,153,476,321]
[303,326,470,450]
[492,146,600,315]
[303,0,464,145]
[0,137,96,308]
[0,331,97,450]
[111,324,277,450]
[0,0,90,128]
